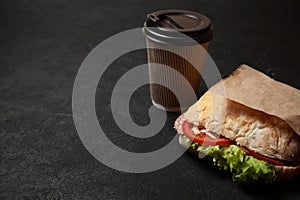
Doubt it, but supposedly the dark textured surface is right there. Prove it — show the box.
[1,0,300,199]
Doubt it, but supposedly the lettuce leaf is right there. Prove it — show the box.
[185,136,276,183]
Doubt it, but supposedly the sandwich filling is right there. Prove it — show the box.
[175,115,279,183]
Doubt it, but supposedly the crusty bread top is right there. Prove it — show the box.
[184,92,300,162]
[210,65,300,136]
[183,65,300,162]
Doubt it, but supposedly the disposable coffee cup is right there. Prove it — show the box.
[143,10,213,112]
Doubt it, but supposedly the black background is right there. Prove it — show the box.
[1,0,300,199]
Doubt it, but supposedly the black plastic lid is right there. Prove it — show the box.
[143,10,213,45]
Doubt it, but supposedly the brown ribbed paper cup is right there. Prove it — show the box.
[143,10,213,112]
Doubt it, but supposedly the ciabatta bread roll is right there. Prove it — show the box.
[175,65,300,182]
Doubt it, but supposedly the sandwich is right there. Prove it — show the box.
[174,65,300,183]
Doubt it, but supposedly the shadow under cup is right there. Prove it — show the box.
[143,10,213,112]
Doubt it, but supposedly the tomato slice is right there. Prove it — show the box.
[240,146,285,166]
[181,120,231,146]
